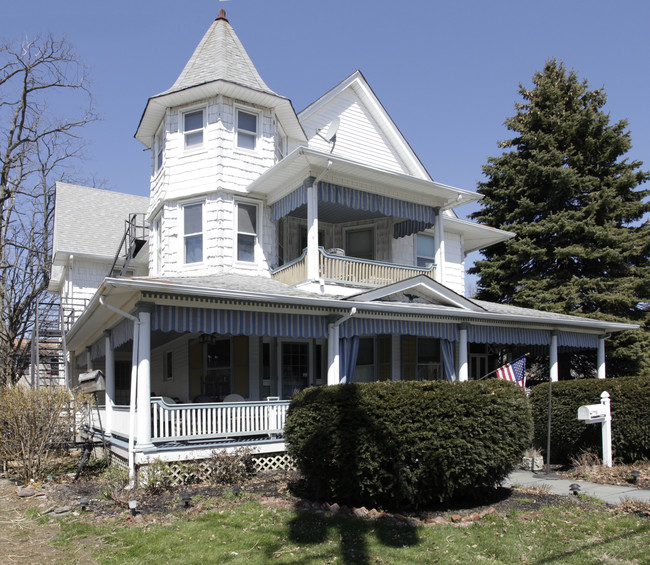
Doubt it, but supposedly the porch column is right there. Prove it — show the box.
[104,330,114,439]
[136,303,154,449]
[550,330,559,382]
[327,323,340,385]
[597,334,607,379]
[433,208,445,285]
[307,182,319,280]
[458,324,469,382]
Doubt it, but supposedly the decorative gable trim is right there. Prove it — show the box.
[350,274,485,312]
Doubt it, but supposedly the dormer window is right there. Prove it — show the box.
[236,109,258,150]
[183,109,204,149]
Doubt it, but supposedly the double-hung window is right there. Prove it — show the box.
[416,234,436,268]
[236,201,257,262]
[345,227,374,260]
[183,109,204,149]
[183,202,203,264]
[236,109,258,150]
[154,127,164,172]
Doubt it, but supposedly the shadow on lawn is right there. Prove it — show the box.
[285,510,418,565]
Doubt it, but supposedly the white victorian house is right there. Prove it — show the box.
[48,11,635,475]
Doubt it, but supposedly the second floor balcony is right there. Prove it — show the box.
[272,246,435,288]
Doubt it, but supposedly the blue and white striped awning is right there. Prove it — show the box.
[111,317,134,349]
[270,181,437,238]
[469,325,551,346]
[153,305,328,339]
[558,331,599,349]
[339,318,459,341]
[90,338,106,361]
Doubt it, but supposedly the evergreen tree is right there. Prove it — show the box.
[470,59,650,378]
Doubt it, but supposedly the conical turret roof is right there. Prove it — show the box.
[135,10,305,147]
[163,10,277,97]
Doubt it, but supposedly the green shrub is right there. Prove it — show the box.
[529,376,650,464]
[285,380,532,509]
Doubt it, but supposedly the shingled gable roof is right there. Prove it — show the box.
[135,10,305,147]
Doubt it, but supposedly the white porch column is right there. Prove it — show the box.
[307,182,319,280]
[458,324,469,382]
[327,323,340,385]
[136,304,153,449]
[104,330,114,439]
[433,208,445,285]
[597,334,607,379]
[550,330,559,382]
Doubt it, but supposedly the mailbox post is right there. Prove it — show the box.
[577,391,612,467]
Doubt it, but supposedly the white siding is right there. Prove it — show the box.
[443,231,465,296]
[301,88,410,175]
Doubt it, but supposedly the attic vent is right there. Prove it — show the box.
[216,9,228,22]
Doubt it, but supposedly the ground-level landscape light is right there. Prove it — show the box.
[181,493,192,508]
[129,500,138,516]
[79,497,90,511]
[569,483,581,496]
[630,470,640,485]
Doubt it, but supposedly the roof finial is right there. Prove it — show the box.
[216,9,228,22]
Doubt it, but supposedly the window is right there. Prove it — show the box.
[274,123,287,162]
[346,227,374,260]
[354,338,375,383]
[183,109,204,148]
[183,202,203,264]
[236,109,258,150]
[402,336,441,381]
[416,234,436,268]
[154,127,165,171]
[236,202,257,262]
[282,342,309,398]
[163,351,173,382]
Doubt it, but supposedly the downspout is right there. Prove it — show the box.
[307,160,333,282]
[99,297,140,486]
[327,307,357,386]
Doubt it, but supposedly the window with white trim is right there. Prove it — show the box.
[236,201,258,262]
[345,227,374,260]
[236,109,258,150]
[416,234,436,268]
[183,202,203,264]
[154,127,165,172]
[183,108,204,149]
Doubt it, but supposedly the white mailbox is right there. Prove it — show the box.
[577,404,607,423]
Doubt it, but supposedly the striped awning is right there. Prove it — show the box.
[270,181,437,238]
[339,318,459,341]
[469,325,551,346]
[90,338,106,361]
[558,331,599,349]
[153,305,328,339]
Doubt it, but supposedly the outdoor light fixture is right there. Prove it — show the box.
[78,497,90,511]
[569,483,581,496]
[631,470,641,485]
[181,493,192,508]
[128,499,138,517]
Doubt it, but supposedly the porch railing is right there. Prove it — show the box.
[271,247,435,287]
[150,397,290,443]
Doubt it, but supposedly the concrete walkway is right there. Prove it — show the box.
[504,470,650,505]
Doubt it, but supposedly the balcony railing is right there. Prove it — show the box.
[272,247,435,287]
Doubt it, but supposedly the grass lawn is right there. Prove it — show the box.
[53,496,650,564]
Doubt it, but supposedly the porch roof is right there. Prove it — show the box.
[248,147,481,210]
[67,274,637,354]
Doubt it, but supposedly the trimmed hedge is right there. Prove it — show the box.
[285,380,532,509]
[529,376,650,464]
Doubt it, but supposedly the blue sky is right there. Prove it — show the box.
[3,0,649,283]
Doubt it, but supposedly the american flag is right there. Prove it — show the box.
[496,356,527,388]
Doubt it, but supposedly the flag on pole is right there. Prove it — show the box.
[496,356,527,388]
